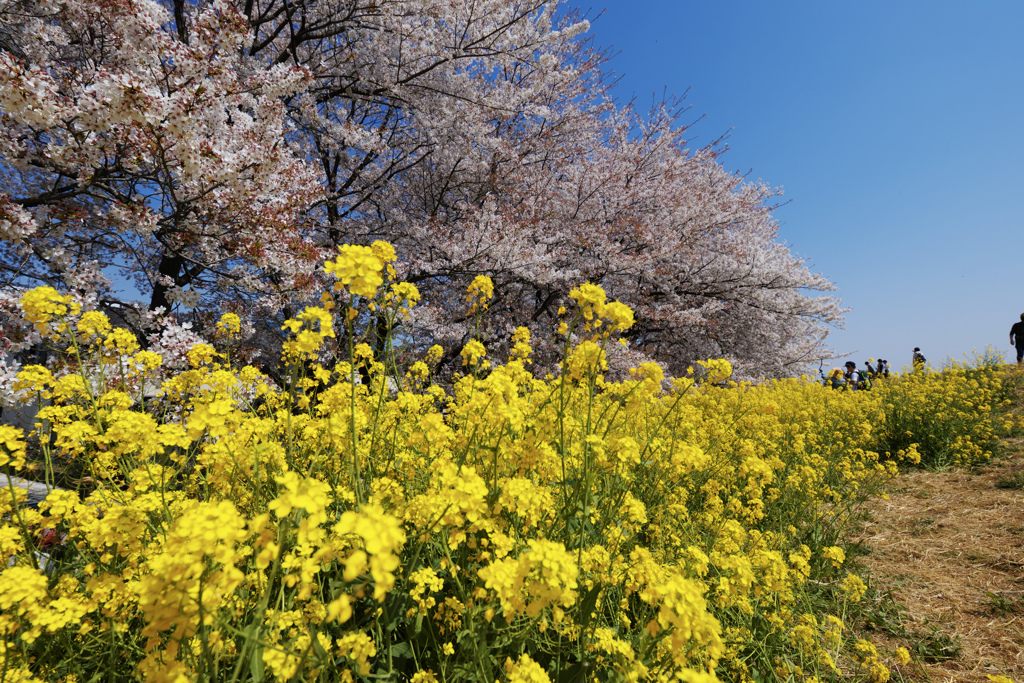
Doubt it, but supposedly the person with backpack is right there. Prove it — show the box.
[844,361,869,390]
[912,347,926,370]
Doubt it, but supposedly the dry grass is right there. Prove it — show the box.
[857,371,1024,682]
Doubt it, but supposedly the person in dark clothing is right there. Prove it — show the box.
[1011,314,1024,364]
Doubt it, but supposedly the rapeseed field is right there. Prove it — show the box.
[0,244,1011,682]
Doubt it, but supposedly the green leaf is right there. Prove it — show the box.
[557,660,590,683]
[577,584,602,635]
[309,626,329,661]
[250,643,265,683]
[390,640,414,661]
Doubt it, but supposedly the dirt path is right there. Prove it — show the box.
[858,395,1024,681]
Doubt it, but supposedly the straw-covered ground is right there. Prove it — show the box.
[858,369,1024,683]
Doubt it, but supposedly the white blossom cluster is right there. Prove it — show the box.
[0,0,323,318]
[141,308,209,371]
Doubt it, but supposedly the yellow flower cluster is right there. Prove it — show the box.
[460,339,487,368]
[216,312,242,337]
[1,250,1007,683]
[77,311,112,339]
[0,425,27,469]
[504,653,551,683]
[478,538,578,622]
[466,274,494,314]
[872,358,1010,468]
[853,638,890,683]
[19,286,80,335]
[385,282,421,314]
[568,282,635,337]
[325,242,393,298]
[281,306,335,360]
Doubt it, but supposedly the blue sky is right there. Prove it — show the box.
[587,1,1024,370]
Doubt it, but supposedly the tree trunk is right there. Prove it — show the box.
[149,253,184,312]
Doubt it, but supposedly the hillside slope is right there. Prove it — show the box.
[859,369,1024,682]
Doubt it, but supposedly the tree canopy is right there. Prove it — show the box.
[0,0,842,379]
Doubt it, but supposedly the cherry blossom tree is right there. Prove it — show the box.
[229,0,840,377]
[0,0,322,316]
[393,98,842,379]
[1,0,843,379]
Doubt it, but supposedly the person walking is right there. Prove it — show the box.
[844,361,864,390]
[1011,314,1024,364]
[912,347,926,370]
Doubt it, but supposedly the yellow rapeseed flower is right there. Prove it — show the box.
[19,286,80,336]
[325,244,386,298]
